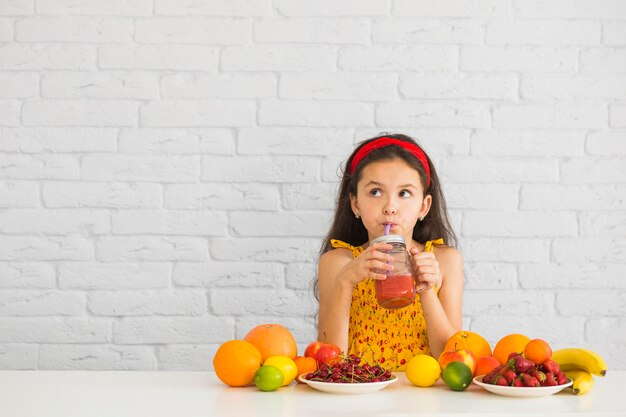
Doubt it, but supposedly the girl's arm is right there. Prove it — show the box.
[316,249,354,351]
[411,246,464,358]
[317,242,394,352]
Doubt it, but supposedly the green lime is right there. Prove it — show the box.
[254,365,284,392]
[442,361,472,391]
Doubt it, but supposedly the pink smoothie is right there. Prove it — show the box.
[375,273,416,309]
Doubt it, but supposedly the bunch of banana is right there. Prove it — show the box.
[552,348,607,395]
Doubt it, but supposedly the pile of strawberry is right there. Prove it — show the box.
[483,353,568,387]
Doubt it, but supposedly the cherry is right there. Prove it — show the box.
[305,353,393,384]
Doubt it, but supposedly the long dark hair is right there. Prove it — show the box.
[320,133,457,254]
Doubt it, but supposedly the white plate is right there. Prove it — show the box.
[299,374,398,395]
[473,375,573,397]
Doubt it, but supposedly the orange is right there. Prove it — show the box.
[294,356,317,383]
[493,333,531,365]
[475,356,500,376]
[443,330,492,360]
[243,324,298,362]
[213,340,262,387]
[523,339,552,365]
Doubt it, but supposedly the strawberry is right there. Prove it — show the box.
[511,377,524,387]
[528,368,546,381]
[484,368,502,384]
[556,371,568,385]
[502,368,517,384]
[520,373,540,387]
[535,370,547,384]
[510,356,535,374]
[507,352,520,361]
[483,365,504,384]
[494,376,509,386]
[492,364,505,374]
[541,359,560,374]
[543,372,557,387]
[483,373,496,384]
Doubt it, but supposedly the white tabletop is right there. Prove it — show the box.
[0,370,622,417]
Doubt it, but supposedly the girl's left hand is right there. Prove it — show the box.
[409,247,442,292]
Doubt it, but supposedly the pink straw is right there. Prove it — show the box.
[384,224,391,236]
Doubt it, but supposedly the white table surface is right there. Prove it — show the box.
[0,370,622,417]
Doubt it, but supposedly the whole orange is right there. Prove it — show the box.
[443,330,492,360]
[213,340,262,387]
[493,333,531,365]
[294,356,317,383]
[475,356,500,376]
[243,323,297,362]
[523,339,552,365]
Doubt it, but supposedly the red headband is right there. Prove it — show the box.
[349,138,431,187]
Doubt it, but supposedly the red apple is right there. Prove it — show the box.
[438,349,477,376]
[304,341,342,367]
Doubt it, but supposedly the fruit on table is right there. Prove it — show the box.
[442,361,473,391]
[254,365,284,392]
[444,330,492,360]
[213,340,262,387]
[552,348,607,377]
[438,348,476,376]
[243,323,297,362]
[523,339,552,365]
[566,369,594,395]
[405,354,441,387]
[294,356,317,383]
[304,341,342,367]
[475,356,500,377]
[304,354,392,383]
[493,333,531,365]
[482,353,568,387]
[264,355,298,386]
[474,356,500,375]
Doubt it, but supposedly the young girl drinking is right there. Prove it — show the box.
[316,134,463,371]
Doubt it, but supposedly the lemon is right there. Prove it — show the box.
[442,361,472,391]
[406,354,441,387]
[263,355,297,386]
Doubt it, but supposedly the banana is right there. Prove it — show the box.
[552,348,607,377]
[566,369,594,395]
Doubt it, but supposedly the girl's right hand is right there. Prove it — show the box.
[339,242,395,286]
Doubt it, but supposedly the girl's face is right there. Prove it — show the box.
[350,158,432,243]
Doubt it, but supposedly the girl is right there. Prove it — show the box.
[316,134,463,370]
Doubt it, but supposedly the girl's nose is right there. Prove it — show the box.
[383,204,397,215]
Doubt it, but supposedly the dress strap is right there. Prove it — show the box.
[424,238,445,294]
[424,238,444,253]
[330,239,364,258]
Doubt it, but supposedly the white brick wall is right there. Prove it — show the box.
[0,1,625,371]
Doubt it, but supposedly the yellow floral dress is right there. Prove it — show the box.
[330,238,444,371]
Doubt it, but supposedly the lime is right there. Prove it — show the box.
[442,361,472,391]
[254,365,284,392]
[263,355,297,386]
[406,354,441,387]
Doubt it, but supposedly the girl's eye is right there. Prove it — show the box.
[400,190,412,198]
[369,189,382,197]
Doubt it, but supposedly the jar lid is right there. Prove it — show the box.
[370,234,406,246]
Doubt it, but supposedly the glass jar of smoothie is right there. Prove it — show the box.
[371,235,422,309]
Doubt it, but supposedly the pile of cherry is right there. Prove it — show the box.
[305,354,393,383]
[483,353,568,387]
